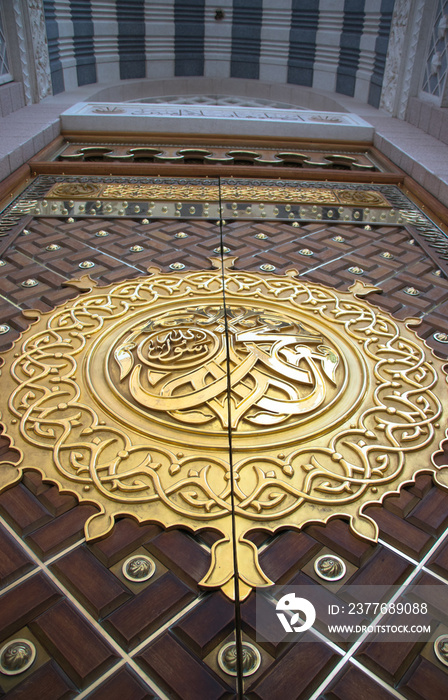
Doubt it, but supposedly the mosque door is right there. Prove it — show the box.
[0,169,447,699]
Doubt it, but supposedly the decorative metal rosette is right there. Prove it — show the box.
[218,642,261,677]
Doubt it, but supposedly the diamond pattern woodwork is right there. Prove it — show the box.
[0,208,447,698]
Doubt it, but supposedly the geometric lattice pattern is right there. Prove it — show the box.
[127,94,307,109]
[0,10,11,84]
[421,0,448,99]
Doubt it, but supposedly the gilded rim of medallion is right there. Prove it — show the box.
[122,554,156,582]
[217,641,261,677]
[434,634,448,667]
[314,554,347,581]
[433,332,448,343]
[0,639,36,676]
[404,287,420,296]
[21,278,38,288]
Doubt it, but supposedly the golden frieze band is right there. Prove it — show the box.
[0,259,447,600]
[5,177,448,251]
[45,181,390,206]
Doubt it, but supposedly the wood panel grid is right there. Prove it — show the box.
[0,213,447,699]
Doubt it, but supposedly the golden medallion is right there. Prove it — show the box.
[1,259,447,600]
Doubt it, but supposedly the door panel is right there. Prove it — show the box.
[0,209,240,698]
[0,174,447,699]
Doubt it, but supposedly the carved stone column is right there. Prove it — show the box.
[2,0,51,104]
[381,0,433,118]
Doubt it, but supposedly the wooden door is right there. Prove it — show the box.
[0,158,447,700]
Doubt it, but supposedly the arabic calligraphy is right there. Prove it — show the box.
[45,181,389,207]
[112,307,340,430]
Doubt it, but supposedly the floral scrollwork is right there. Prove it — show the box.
[1,264,447,599]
